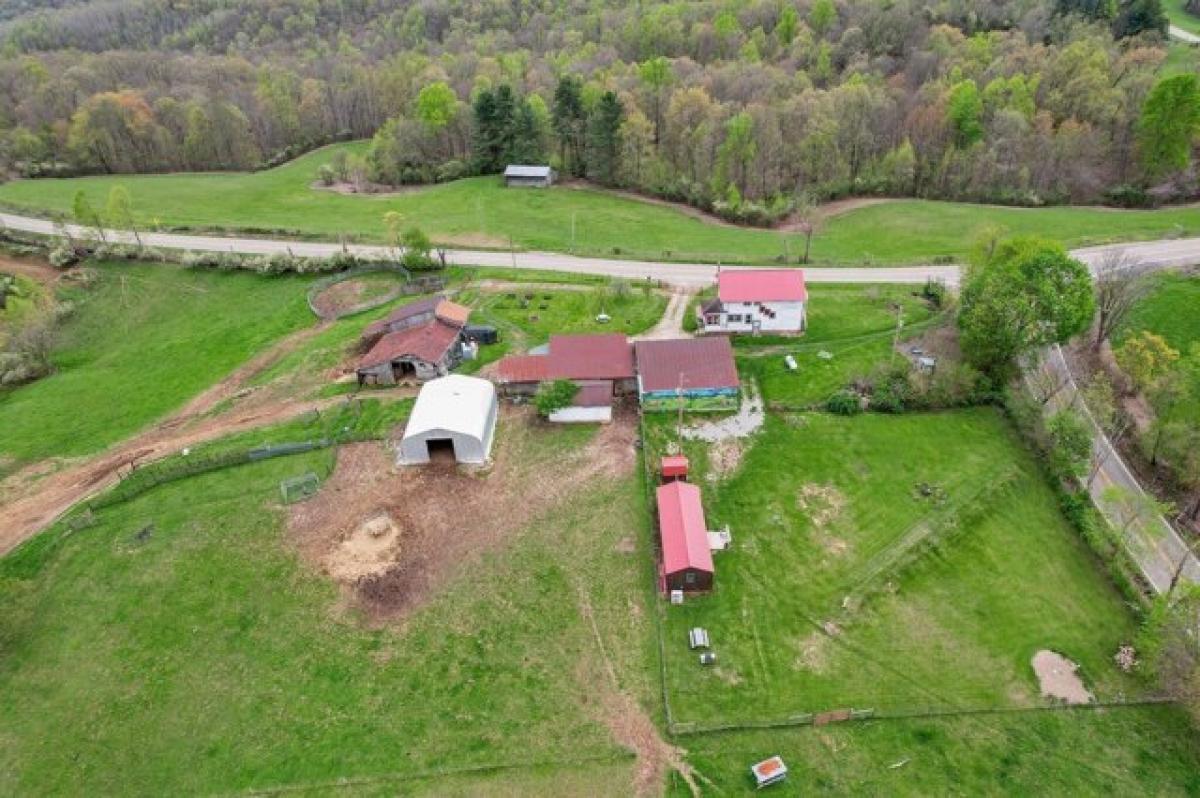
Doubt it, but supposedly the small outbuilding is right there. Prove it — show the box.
[504,164,555,187]
[656,480,715,592]
[397,375,498,465]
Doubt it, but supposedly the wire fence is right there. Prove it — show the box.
[1031,345,1200,594]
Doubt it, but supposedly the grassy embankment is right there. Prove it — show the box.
[0,262,313,473]
[3,143,1200,265]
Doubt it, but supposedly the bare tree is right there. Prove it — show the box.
[1093,250,1150,350]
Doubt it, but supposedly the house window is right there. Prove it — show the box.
[705,314,721,325]
[727,314,743,323]
[685,572,696,585]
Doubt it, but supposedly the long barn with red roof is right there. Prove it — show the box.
[656,480,714,592]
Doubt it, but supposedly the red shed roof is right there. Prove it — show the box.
[634,337,739,394]
[661,455,689,478]
[718,269,807,303]
[358,320,459,369]
[656,481,714,577]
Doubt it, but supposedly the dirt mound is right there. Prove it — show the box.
[1032,650,1094,704]
[287,409,637,620]
[326,512,404,580]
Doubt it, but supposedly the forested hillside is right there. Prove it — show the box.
[0,0,1190,220]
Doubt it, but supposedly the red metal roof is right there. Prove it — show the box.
[656,481,714,577]
[549,334,635,380]
[718,269,807,303]
[357,319,459,369]
[497,354,550,383]
[434,299,471,328]
[634,337,740,394]
[496,334,634,384]
[572,380,614,407]
[661,455,689,478]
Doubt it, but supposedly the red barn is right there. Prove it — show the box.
[656,480,714,592]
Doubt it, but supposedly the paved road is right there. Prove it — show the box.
[1169,24,1200,44]
[1032,346,1200,594]
[8,209,1200,288]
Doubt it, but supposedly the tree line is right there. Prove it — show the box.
[0,0,1193,222]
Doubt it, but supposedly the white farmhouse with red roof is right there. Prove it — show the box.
[699,269,807,335]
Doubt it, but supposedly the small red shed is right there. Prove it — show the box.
[656,481,714,592]
[660,455,689,483]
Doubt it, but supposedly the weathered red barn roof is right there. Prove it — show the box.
[656,481,714,577]
[363,295,443,339]
[549,334,635,380]
[572,380,614,407]
[497,354,550,383]
[718,269,807,303]
[496,334,634,384]
[634,337,739,393]
[358,319,459,369]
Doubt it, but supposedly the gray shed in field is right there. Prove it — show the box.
[504,164,555,187]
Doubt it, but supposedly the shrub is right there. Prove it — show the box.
[826,389,862,415]
[870,378,909,413]
[317,163,335,186]
[535,379,579,417]
[48,244,79,269]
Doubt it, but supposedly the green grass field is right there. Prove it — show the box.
[0,262,313,472]
[0,416,655,795]
[1166,0,1200,35]
[669,707,1200,795]
[463,284,667,346]
[1118,271,1200,354]
[4,143,1200,264]
[649,410,1147,723]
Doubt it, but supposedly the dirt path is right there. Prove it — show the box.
[0,393,373,555]
[166,321,331,423]
[0,254,61,288]
[0,318,349,556]
[575,589,700,798]
[635,288,693,341]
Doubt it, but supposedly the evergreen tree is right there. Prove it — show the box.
[471,88,498,173]
[552,76,587,176]
[585,91,623,186]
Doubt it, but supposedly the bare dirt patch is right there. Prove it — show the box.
[794,631,832,673]
[797,483,846,527]
[705,439,743,481]
[1031,650,1094,704]
[310,276,401,318]
[310,179,425,197]
[681,382,763,443]
[287,408,637,620]
[614,536,637,554]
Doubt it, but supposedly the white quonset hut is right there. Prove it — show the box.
[397,375,498,465]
